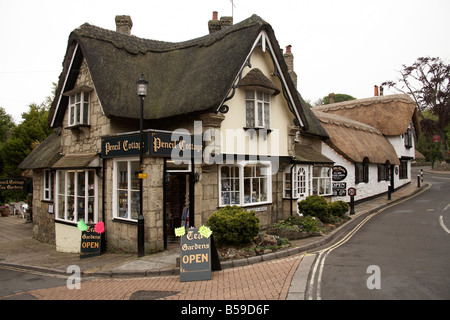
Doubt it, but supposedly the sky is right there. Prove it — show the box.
[1,0,449,123]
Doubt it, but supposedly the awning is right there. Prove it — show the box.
[294,144,334,165]
[52,153,100,169]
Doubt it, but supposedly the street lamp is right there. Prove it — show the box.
[137,74,148,257]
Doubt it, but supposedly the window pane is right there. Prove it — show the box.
[257,102,263,127]
[246,101,255,127]
[130,191,140,220]
[117,162,128,189]
[264,102,270,128]
[118,190,128,218]
[83,103,89,124]
[130,161,140,190]
[245,90,254,99]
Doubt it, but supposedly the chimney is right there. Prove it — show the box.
[115,15,133,35]
[283,45,298,88]
[374,85,379,96]
[208,11,233,34]
[329,93,335,104]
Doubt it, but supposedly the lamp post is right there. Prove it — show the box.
[137,74,148,257]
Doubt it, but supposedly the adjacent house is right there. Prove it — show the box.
[312,91,420,202]
[20,13,331,254]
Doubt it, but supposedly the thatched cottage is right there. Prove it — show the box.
[20,13,334,254]
[313,92,420,201]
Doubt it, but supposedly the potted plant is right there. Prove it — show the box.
[1,204,10,217]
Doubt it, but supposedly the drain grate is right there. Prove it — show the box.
[129,290,180,300]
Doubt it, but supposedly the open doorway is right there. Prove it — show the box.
[164,160,193,250]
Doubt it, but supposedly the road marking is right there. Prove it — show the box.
[306,182,432,300]
[444,203,450,211]
[439,216,450,234]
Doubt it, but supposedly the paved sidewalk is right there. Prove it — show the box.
[0,176,432,300]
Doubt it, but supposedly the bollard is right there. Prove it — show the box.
[417,175,421,188]
[421,169,424,182]
[350,195,355,215]
[388,185,391,200]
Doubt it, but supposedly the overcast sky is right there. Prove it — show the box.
[1,0,449,123]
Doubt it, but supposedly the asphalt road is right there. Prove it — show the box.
[0,266,68,300]
[307,169,450,300]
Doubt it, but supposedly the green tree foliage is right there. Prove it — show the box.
[323,93,356,105]
[383,57,449,160]
[0,103,52,177]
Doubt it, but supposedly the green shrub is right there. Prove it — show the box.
[298,195,330,223]
[298,195,350,223]
[206,205,260,246]
[275,215,319,232]
[328,200,349,218]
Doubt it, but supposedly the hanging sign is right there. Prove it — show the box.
[0,179,25,190]
[332,166,348,181]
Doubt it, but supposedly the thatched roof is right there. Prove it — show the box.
[49,15,328,139]
[18,128,62,170]
[313,110,400,165]
[313,94,421,136]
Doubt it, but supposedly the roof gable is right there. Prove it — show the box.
[49,15,327,138]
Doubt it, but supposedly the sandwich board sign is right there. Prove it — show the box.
[179,228,221,282]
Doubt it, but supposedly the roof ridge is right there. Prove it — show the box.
[312,110,382,135]
[313,94,415,113]
[74,14,266,55]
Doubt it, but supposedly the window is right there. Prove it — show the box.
[312,166,332,196]
[220,166,240,206]
[399,160,408,179]
[244,164,269,204]
[55,170,97,223]
[68,91,90,127]
[355,160,369,184]
[219,161,272,206]
[404,128,413,149]
[377,163,390,182]
[43,169,54,201]
[283,165,312,199]
[245,90,270,129]
[113,159,140,221]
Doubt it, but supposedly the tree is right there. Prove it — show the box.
[382,57,450,160]
[0,103,52,178]
[0,107,15,143]
[318,93,356,105]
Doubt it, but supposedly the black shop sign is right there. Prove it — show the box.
[332,166,348,181]
[180,229,221,282]
[80,226,101,259]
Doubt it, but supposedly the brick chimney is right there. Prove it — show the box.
[115,15,133,35]
[208,11,233,34]
[283,45,298,88]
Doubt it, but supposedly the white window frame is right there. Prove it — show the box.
[245,90,271,129]
[312,166,333,196]
[43,169,54,201]
[219,161,272,207]
[55,169,98,224]
[283,165,312,199]
[113,158,140,222]
[68,91,90,127]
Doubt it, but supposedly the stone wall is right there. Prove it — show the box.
[31,169,56,244]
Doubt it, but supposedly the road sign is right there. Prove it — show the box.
[348,187,357,197]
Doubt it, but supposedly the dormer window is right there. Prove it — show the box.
[246,90,270,129]
[240,68,280,131]
[63,86,93,128]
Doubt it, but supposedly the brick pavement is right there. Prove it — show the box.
[25,255,303,300]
